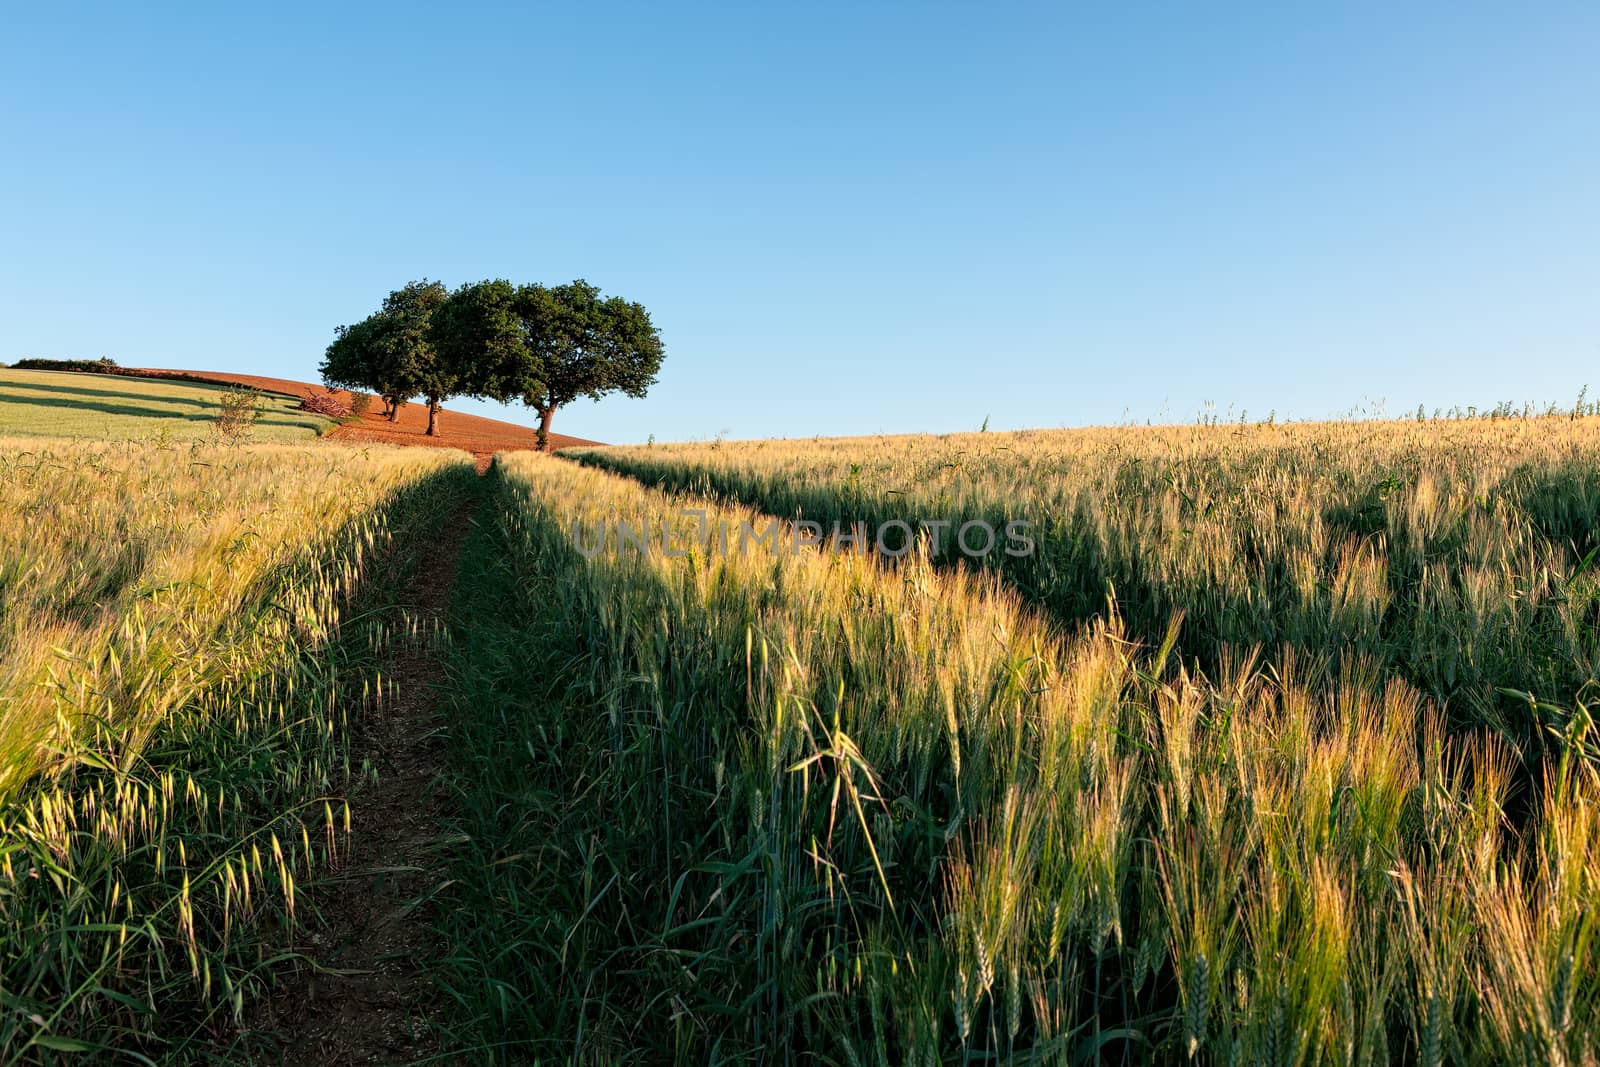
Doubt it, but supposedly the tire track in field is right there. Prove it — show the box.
[250,467,483,1065]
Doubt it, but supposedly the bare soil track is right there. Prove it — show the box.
[132,367,601,457]
[250,478,480,1065]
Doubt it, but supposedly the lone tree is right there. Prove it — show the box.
[433,278,664,450]
[321,280,454,435]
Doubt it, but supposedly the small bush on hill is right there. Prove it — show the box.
[348,393,372,417]
[215,387,262,443]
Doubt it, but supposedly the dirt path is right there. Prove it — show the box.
[251,478,482,1065]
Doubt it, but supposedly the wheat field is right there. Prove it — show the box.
[0,436,472,1057]
[435,428,1600,1067]
[5,418,1600,1063]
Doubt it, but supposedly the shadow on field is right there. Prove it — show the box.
[570,451,1600,746]
[3,379,219,408]
[0,388,323,432]
[430,464,983,1060]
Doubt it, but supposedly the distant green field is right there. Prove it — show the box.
[0,366,332,441]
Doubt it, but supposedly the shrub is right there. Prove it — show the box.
[215,387,262,442]
[12,357,120,373]
[348,392,372,417]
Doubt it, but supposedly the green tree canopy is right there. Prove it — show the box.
[330,277,661,444]
[428,278,525,402]
[320,280,454,434]
[320,315,407,420]
[379,280,451,436]
[433,278,664,449]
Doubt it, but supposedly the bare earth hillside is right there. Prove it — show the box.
[135,368,602,454]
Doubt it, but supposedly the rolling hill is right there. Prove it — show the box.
[0,365,601,454]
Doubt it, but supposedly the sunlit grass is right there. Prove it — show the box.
[0,436,472,1057]
[574,417,1600,756]
[0,368,331,441]
[11,411,1600,1060]
[434,450,1600,1063]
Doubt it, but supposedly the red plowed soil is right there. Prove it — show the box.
[132,368,601,456]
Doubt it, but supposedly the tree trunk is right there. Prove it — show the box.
[537,406,556,451]
[386,396,400,422]
[426,396,441,437]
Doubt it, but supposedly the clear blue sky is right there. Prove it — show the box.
[2,3,1595,443]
